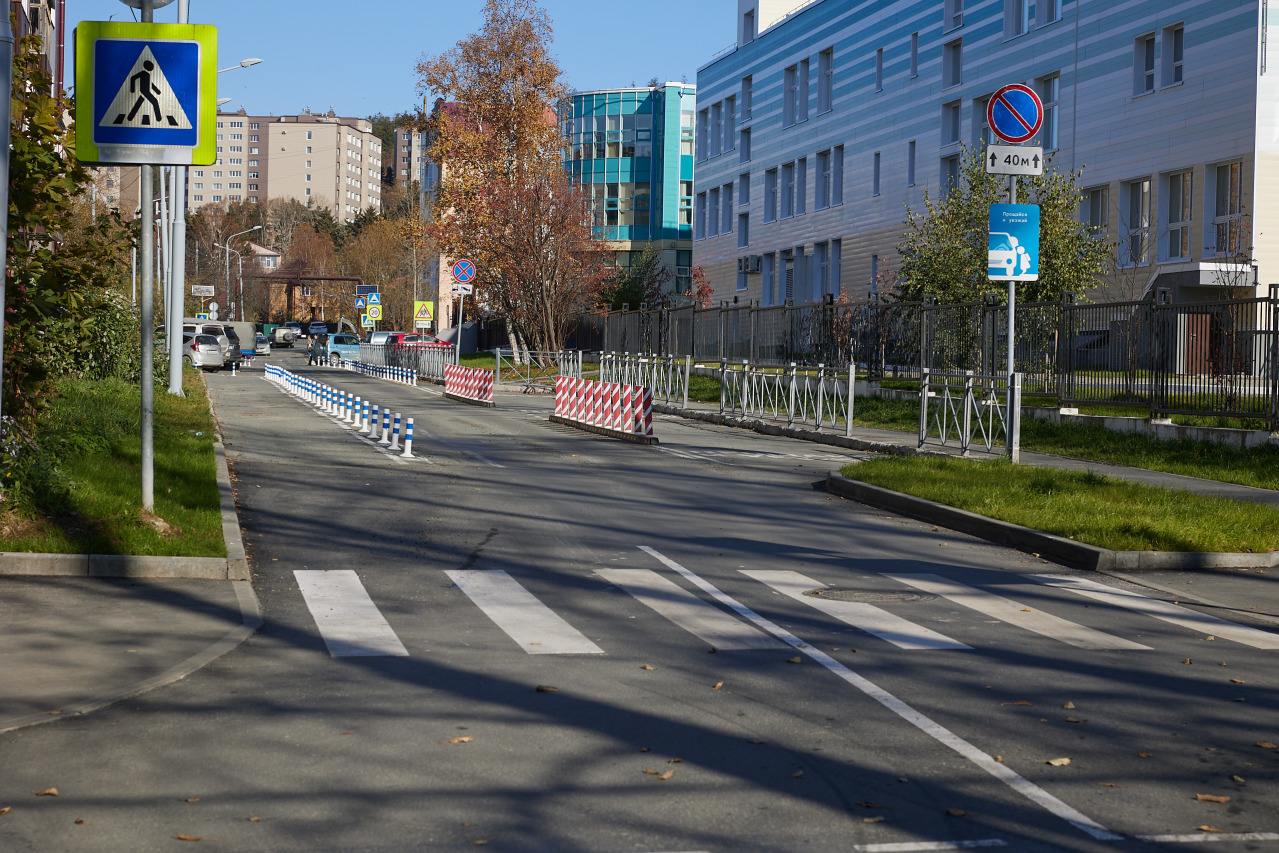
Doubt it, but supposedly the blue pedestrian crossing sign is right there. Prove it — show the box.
[366,292,382,305]
[75,22,218,166]
[988,204,1040,282]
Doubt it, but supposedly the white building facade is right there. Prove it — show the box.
[694,0,1278,306]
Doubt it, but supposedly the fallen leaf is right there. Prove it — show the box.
[1046,757,1072,767]
[862,816,884,824]
[668,758,683,765]
[0,807,10,816]
[535,685,559,693]
[946,809,966,817]
[1001,701,1033,706]
[1196,794,1231,803]
[1098,783,1125,788]
[1062,701,1076,710]
[1230,679,1245,684]
[44,710,61,716]
[1065,717,1083,723]
[643,769,660,776]
[176,836,201,842]
[1256,742,1278,749]
[185,798,201,803]
[440,736,474,744]
[35,788,57,797]
[1138,753,1153,758]
[658,770,675,781]
[473,841,488,846]
[639,664,656,671]
[1219,661,1228,667]
[248,817,261,822]
[995,755,1004,763]
[75,819,85,824]
[339,730,355,735]
[792,770,804,778]
[638,747,650,753]
[1183,659,1193,665]
[1232,776,1247,784]
[1020,608,1032,612]
[856,801,884,809]
[787,656,803,664]
[712,681,724,691]
[1205,635,1216,641]
[1197,825,1223,833]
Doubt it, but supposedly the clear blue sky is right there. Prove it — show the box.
[64,1,735,118]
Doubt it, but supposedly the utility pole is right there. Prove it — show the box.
[0,13,13,474]
[168,0,188,396]
[139,0,156,512]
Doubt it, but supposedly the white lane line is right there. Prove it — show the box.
[1030,574,1279,649]
[596,569,784,650]
[445,569,604,655]
[857,841,1007,852]
[883,573,1151,651]
[294,570,409,657]
[639,547,1120,842]
[742,570,970,650]
[1137,833,1279,844]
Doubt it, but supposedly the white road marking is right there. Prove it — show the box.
[742,570,970,650]
[1137,833,1279,844]
[639,547,1120,842]
[857,842,1007,852]
[883,573,1151,650]
[1030,575,1279,649]
[294,570,408,657]
[446,569,604,655]
[596,569,784,650]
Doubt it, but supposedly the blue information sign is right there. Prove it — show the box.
[355,297,366,309]
[988,204,1040,282]
[366,292,382,305]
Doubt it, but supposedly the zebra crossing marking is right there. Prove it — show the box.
[1030,574,1279,649]
[883,573,1151,650]
[446,569,604,655]
[856,841,1007,852]
[596,568,784,650]
[294,570,408,657]
[741,569,971,650]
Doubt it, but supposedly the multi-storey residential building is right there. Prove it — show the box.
[695,0,1275,306]
[562,83,698,295]
[393,124,424,188]
[11,0,64,95]
[186,109,382,222]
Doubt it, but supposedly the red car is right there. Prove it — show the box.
[383,332,450,348]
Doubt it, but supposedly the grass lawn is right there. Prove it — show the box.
[839,456,1279,553]
[0,370,226,557]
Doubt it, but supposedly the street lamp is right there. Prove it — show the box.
[218,57,262,74]
[223,226,260,320]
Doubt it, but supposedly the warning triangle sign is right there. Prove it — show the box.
[100,45,192,130]
[415,303,433,320]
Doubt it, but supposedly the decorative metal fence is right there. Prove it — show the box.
[919,370,1022,459]
[718,361,855,436]
[599,353,692,407]
[494,349,581,393]
[359,343,457,382]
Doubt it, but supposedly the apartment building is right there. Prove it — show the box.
[694,0,1275,306]
[186,111,273,213]
[11,0,64,95]
[393,125,424,188]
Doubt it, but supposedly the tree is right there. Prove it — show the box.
[417,0,608,353]
[897,144,1111,304]
[597,244,670,311]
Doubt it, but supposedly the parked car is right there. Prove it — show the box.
[270,326,295,347]
[365,330,402,347]
[403,333,451,347]
[324,333,362,365]
[182,333,223,370]
[255,333,271,355]
[308,321,330,338]
[182,320,238,366]
[282,321,305,341]
[221,325,248,364]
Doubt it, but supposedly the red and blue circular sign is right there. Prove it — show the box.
[987,84,1043,145]
[452,259,476,283]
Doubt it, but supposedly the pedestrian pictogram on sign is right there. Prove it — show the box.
[414,302,434,321]
[103,45,191,129]
[355,297,366,309]
[986,84,1044,145]
[361,313,373,328]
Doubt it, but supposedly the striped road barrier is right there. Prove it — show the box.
[444,364,495,407]
[551,376,656,445]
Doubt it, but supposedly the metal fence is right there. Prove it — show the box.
[360,343,457,382]
[599,353,692,407]
[569,285,1279,426]
[718,361,854,435]
[494,349,581,393]
[919,371,1022,459]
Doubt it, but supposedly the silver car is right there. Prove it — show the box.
[183,333,222,370]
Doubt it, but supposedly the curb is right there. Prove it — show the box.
[652,403,925,456]
[825,472,1279,571]
[444,391,496,408]
[549,414,659,445]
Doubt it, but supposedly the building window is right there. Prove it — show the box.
[911,32,919,77]
[696,191,707,239]
[1039,73,1059,150]
[832,145,844,206]
[818,48,834,113]
[1123,178,1151,265]
[875,48,884,92]
[832,240,842,297]
[762,253,776,306]
[907,140,916,186]
[975,95,993,145]
[799,59,810,122]
[305,188,312,196]
[1005,0,1029,38]
[816,150,831,209]
[781,162,795,219]
[306,146,312,154]
[1213,161,1243,255]
[697,109,709,160]
[742,8,756,43]
[741,75,752,120]
[306,174,312,182]
[739,172,751,205]
[783,65,798,126]
[1135,35,1156,95]
[815,242,829,301]
[193,195,203,202]
[796,157,807,215]
[943,100,961,146]
[942,155,960,196]
[249,122,259,130]
[1039,0,1061,25]
[944,0,963,31]
[709,188,720,237]
[873,152,881,197]
[725,96,736,151]
[765,168,778,222]
[738,213,749,248]
[711,102,723,158]
[723,184,734,233]
[1163,25,1184,86]
[943,39,962,88]
[740,128,751,163]
[1165,170,1192,260]
[1081,186,1109,233]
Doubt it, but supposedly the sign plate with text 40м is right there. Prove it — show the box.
[986,144,1044,177]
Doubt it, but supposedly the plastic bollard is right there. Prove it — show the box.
[231,361,237,376]
[360,400,371,434]
[353,396,363,428]
[379,410,392,446]
[389,413,402,450]
[345,393,355,423]
[400,418,414,458]
[369,404,380,439]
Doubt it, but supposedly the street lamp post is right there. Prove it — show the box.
[223,226,260,321]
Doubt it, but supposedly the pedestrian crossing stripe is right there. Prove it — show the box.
[100,44,192,130]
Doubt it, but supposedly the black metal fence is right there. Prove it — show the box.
[567,286,1279,426]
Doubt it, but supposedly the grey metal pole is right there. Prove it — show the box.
[0,13,13,460]
[139,0,156,511]
[169,0,188,391]
[1008,174,1016,377]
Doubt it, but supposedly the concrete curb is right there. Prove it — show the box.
[825,472,1279,571]
[444,391,496,408]
[0,376,249,580]
[549,414,659,445]
[652,403,925,456]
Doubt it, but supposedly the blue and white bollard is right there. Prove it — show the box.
[379,410,392,445]
[353,396,363,428]
[400,417,414,458]
[361,400,371,434]
[389,413,402,450]
[345,392,355,423]
[368,404,380,439]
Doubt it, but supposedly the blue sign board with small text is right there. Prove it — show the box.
[988,204,1040,282]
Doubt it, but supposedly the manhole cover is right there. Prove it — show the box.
[804,588,937,603]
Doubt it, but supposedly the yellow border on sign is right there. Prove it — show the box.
[74,21,218,166]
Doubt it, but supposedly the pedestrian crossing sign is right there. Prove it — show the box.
[361,313,373,328]
[75,21,218,166]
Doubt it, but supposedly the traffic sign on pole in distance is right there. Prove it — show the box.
[367,305,383,321]
[986,84,1043,145]
[361,313,373,328]
[74,22,218,165]
[367,292,381,305]
[452,283,474,296]
[355,297,366,310]
[452,259,476,284]
[413,301,434,330]
[985,144,1044,176]
[988,204,1040,282]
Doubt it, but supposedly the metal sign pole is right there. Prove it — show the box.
[168,0,188,394]
[139,0,155,511]
[0,14,12,471]
[1008,174,1016,376]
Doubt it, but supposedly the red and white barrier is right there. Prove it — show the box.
[553,376,654,442]
[444,364,495,406]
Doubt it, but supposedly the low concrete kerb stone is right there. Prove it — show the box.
[825,472,1279,571]
[549,414,659,445]
[652,403,923,456]
[444,391,496,408]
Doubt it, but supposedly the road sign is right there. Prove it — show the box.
[413,301,434,329]
[74,22,217,165]
[366,292,382,305]
[190,284,214,297]
[985,144,1044,176]
[361,313,373,328]
[355,284,379,296]
[452,259,476,284]
[354,297,366,310]
[452,283,474,296]
[367,305,383,321]
[196,313,208,320]
[986,84,1043,145]
[988,204,1040,282]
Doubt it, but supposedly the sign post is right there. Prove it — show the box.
[451,259,475,361]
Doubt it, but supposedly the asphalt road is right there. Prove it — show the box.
[1,348,1276,852]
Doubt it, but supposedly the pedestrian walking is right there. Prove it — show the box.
[308,335,324,366]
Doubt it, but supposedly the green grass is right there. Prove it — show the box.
[839,456,1279,553]
[0,371,226,556]
[459,352,496,369]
